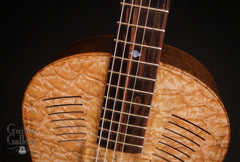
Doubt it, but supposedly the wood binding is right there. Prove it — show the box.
[22,36,230,161]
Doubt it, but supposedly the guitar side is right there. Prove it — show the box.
[22,36,230,161]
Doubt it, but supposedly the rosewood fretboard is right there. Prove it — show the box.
[97,0,171,153]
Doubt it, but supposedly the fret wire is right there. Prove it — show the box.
[99,127,145,139]
[119,0,152,154]
[114,39,162,50]
[101,118,147,129]
[121,2,169,13]
[111,55,159,67]
[96,0,129,158]
[99,0,170,155]
[98,136,143,148]
[111,0,145,157]
[102,107,149,119]
[109,70,156,82]
[106,83,153,95]
[104,96,151,108]
[105,0,137,157]
[117,21,165,32]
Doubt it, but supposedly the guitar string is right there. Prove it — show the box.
[119,0,152,161]
[96,0,168,161]
[120,1,170,160]
[95,0,127,161]
[111,0,144,161]
[102,0,135,161]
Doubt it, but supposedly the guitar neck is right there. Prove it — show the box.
[98,0,171,153]
[113,0,171,77]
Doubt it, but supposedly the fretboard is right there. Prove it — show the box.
[98,0,171,154]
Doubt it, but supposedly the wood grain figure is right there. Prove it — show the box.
[22,36,230,161]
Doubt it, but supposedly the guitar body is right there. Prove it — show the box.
[22,36,230,161]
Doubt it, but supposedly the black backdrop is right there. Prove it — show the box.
[2,0,239,161]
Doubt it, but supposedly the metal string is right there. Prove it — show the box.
[95,0,126,161]
[96,0,168,161]
[119,0,152,161]
[102,0,136,161]
[111,0,144,161]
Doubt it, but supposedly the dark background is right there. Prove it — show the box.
[2,0,239,161]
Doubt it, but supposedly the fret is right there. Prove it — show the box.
[97,121,145,151]
[97,120,145,148]
[149,0,171,10]
[111,55,159,67]
[109,70,156,82]
[97,136,143,148]
[102,107,149,119]
[107,72,156,93]
[97,0,171,154]
[121,4,168,29]
[102,99,150,118]
[110,56,159,79]
[114,39,162,51]
[104,96,151,108]
[106,83,153,95]
[99,115,147,136]
[121,2,169,13]
[123,0,171,10]
[118,25,164,50]
[98,127,144,149]
[117,21,165,32]
[114,43,161,64]
[100,118,147,129]
[99,127,145,139]
[105,85,153,106]
[119,2,168,50]
[101,107,148,127]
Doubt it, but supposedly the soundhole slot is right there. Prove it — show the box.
[155,147,184,162]
[165,128,200,146]
[56,132,86,136]
[158,141,190,158]
[168,121,205,141]
[162,135,195,152]
[42,95,82,101]
[172,114,211,135]
[50,118,85,122]
[53,125,85,129]
[48,111,83,115]
[45,103,83,108]
[57,139,86,143]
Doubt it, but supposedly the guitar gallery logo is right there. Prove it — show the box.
[7,123,36,155]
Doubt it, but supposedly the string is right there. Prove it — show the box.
[102,0,136,161]
[96,0,169,161]
[112,0,144,161]
[120,1,170,161]
[119,0,152,161]
[95,0,126,161]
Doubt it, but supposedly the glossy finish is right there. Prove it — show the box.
[22,49,230,161]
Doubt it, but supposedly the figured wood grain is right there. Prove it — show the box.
[59,35,221,98]
[22,50,230,161]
